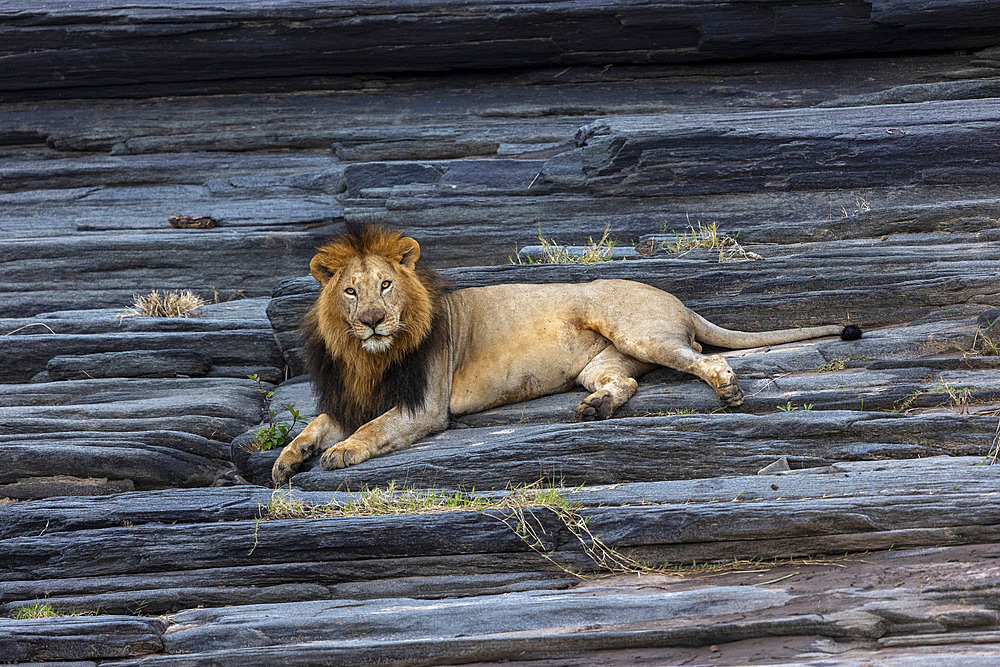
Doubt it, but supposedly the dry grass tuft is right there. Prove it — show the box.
[893,382,997,414]
[961,328,1000,358]
[650,552,873,579]
[511,225,617,266]
[662,219,762,263]
[260,481,670,578]
[841,195,871,219]
[938,383,975,414]
[980,420,1000,466]
[120,290,207,318]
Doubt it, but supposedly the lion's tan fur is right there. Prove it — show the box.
[272,228,847,486]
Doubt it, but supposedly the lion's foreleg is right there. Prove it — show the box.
[271,413,344,487]
[320,356,452,471]
[319,406,449,470]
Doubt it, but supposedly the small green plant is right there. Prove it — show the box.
[816,359,847,373]
[510,224,617,265]
[777,402,813,412]
[8,599,99,619]
[248,374,308,451]
[661,218,762,263]
[11,600,60,619]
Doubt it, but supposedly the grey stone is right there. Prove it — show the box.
[46,349,212,380]
[0,230,338,318]
[91,543,1000,665]
[0,378,264,495]
[0,476,134,501]
[3,2,1000,661]
[758,457,791,475]
[266,411,997,492]
[5,1,1000,94]
[575,100,1000,196]
[0,616,165,663]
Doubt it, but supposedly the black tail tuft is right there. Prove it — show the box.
[841,324,862,341]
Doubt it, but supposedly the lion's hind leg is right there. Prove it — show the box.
[622,341,743,407]
[581,283,744,407]
[575,346,652,421]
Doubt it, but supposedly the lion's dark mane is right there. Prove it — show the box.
[301,264,451,434]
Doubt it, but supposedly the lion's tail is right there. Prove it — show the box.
[691,312,860,349]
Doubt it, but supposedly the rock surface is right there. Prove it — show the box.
[5,1,1000,94]
[2,460,1000,664]
[46,349,213,380]
[3,1,1000,664]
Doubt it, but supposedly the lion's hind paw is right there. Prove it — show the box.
[717,380,744,407]
[576,390,615,421]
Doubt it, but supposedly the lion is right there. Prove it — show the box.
[271,225,861,486]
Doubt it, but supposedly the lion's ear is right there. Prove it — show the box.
[397,237,420,269]
[310,255,335,285]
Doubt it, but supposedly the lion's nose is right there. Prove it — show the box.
[359,313,385,330]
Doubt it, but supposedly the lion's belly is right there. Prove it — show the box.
[447,286,612,416]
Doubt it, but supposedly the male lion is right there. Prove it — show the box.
[271,226,860,486]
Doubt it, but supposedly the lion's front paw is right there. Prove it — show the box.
[271,452,301,487]
[320,440,372,470]
[576,389,614,421]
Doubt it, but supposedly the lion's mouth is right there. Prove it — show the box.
[360,333,393,354]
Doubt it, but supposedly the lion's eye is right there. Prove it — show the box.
[381,280,392,290]
[344,287,356,296]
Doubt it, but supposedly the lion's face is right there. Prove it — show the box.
[333,256,409,353]
[309,232,433,356]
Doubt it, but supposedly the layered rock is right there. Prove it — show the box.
[3,0,1000,663]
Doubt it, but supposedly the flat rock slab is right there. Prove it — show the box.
[0,230,338,319]
[11,542,989,666]
[5,1,1000,94]
[0,377,264,496]
[0,300,282,383]
[0,615,165,663]
[575,99,1000,196]
[243,411,997,491]
[46,349,212,380]
[2,457,999,619]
